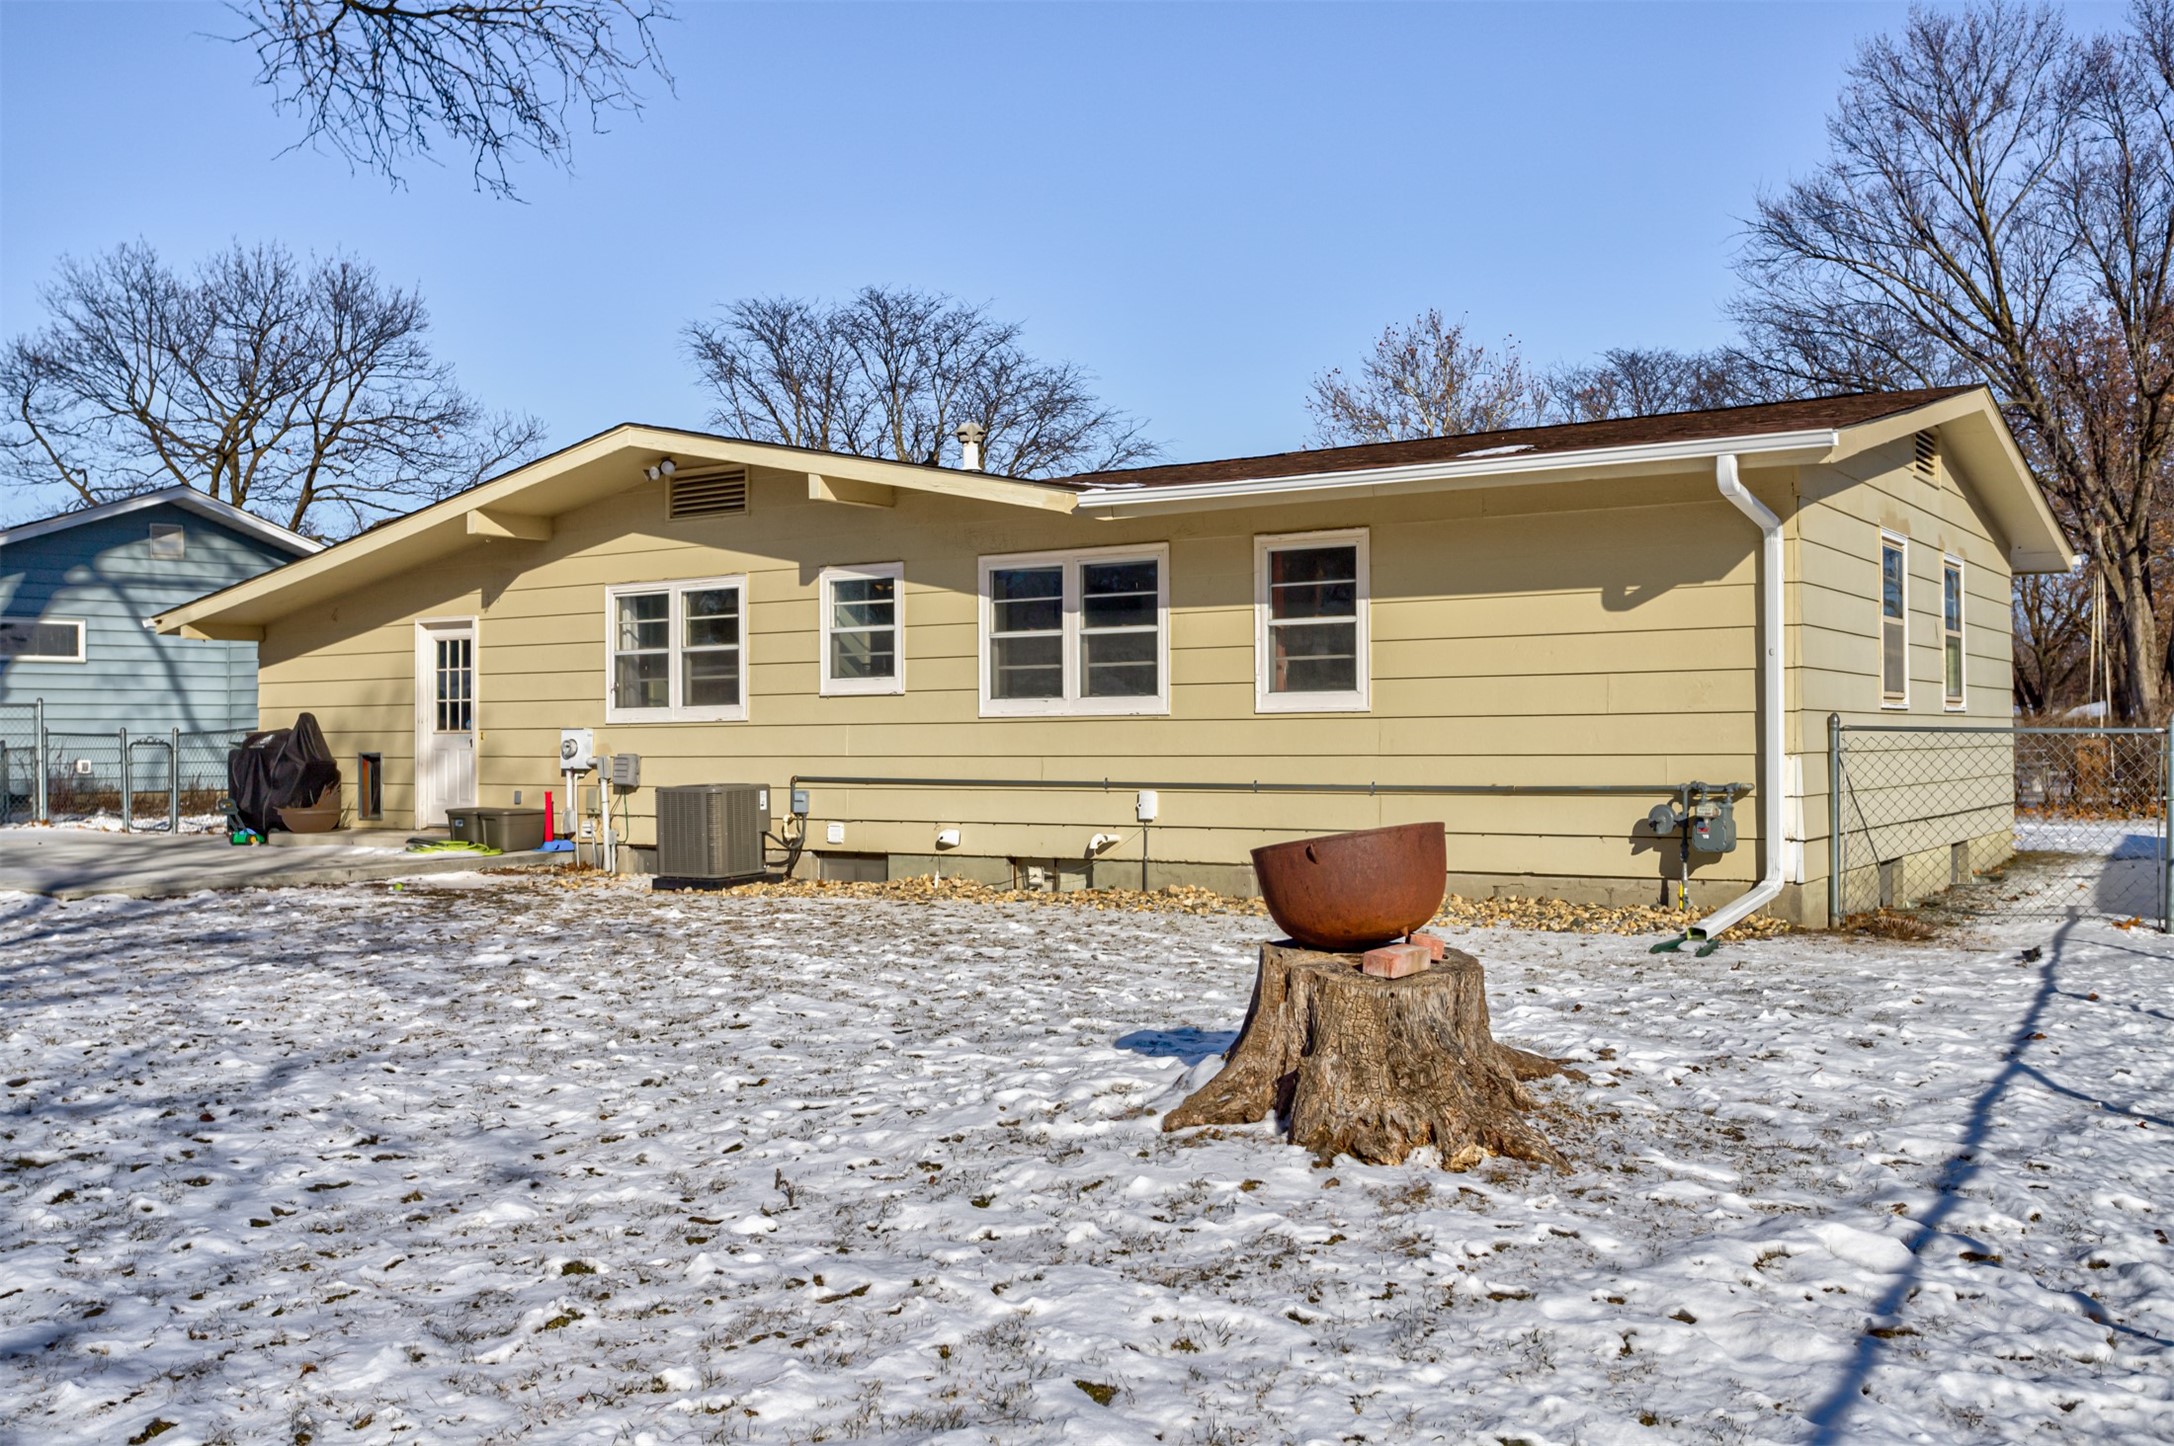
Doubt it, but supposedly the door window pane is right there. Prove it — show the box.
[435,635,473,732]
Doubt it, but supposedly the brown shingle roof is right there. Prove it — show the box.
[1059,386,1979,491]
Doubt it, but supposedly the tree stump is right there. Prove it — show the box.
[1164,942,1569,1170]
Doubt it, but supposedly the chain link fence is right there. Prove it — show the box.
[0,702,250,831]
[1831,719,2170,928]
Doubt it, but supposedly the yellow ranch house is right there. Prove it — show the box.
[153,386,2071,929]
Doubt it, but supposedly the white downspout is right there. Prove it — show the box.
[1693,454,1786,941]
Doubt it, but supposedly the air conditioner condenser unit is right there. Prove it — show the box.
[654,783,770,890]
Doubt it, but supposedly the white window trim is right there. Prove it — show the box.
[818,562,905,697]
[604,575,751,723]
[1253,528,1370,714]
[977,543,1170,718]
[0,617,86,663]
[1942,554,1966,712]
[1880,530,1909,710]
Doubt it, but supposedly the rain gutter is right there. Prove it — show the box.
[1688,453,1788,943]
[1072,428,1839,517]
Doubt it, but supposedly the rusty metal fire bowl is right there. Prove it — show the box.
[1250,822,1447,952]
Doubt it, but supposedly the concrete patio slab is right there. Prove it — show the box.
[0,829,566,900]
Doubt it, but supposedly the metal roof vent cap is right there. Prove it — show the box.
[956,422,987,472]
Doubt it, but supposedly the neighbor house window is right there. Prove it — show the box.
[1255,529,1369,712]
[604,576,748,722]
[978,545,1168,716]
[147,523,185,560]
[1881,532,1908,707]
[0,618,84,662]
[819,563,903,696]
[1942,557,1965,709]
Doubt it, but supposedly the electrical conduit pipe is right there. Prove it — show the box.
[1691,454,1786,942]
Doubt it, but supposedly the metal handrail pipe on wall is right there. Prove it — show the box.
[789,774,1750,800]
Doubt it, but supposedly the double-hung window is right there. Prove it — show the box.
[979,545,1169,716]
[605,576,748,722]
[1880,532,1908,707]
[820,563,903,696]
[1255,529,1369,711]
[1942,556,1965,709]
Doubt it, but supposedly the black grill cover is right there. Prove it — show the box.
[228,713,340,835]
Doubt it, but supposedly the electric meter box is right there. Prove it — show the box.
[559,728,595,772]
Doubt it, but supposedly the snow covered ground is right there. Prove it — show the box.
[2,876,2169,1445]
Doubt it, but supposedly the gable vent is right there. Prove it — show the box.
[668,467,748,519]
[1912,430,1939,482]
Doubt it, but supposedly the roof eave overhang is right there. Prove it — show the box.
[0,485,321,556]
[1071,429,1841,519]
[153,425,1075,635]
[1825,389,2075,574]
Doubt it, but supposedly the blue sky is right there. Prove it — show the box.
[0,1,2127,504]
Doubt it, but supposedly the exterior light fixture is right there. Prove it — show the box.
[644,458,679,482]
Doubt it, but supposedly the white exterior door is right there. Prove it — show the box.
[415,619,477,827]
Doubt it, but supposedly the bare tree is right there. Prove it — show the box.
[1,240,543,537]
[1306,310,1549,445]
[2015,566,2095,711]
[233,0,672,198]
[1736,0,2174,720]
[1547,346,1773,422]
[684,286,1158,477]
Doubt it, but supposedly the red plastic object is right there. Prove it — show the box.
[545,790,556,840]
[1250,822,1447,952]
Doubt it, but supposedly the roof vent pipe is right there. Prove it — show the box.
[1692,453,1787,943]
[956,422,986,472]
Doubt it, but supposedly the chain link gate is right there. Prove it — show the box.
[1829,717,2173,929]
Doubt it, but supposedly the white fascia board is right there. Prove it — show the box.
[1073,429,1840,518]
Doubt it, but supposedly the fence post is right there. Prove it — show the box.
[118,728,131,832]
[170,728,182,833]
[2162,718,2172,933]
[33,698,47,825]
[1828,713,1843,927]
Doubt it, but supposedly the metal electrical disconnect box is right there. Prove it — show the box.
[609,753,641,788]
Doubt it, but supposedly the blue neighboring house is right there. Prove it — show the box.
[0,486,320,734]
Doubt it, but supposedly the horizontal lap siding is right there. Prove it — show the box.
[1792,438,2018,908]
[0,504,298,733]
[258,465,1762,893]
